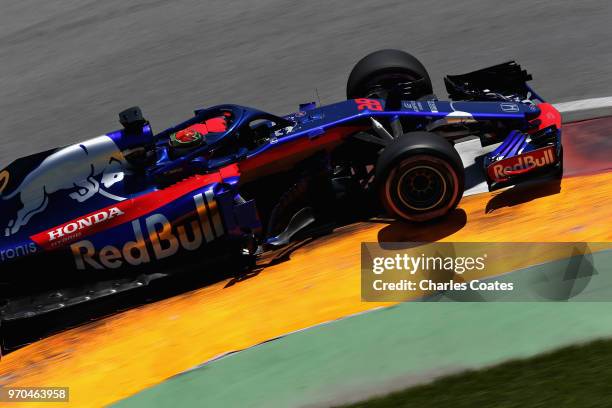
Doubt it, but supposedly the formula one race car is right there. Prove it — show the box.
[0,49,562,322]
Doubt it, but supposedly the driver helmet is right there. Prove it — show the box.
[170,124,208,149]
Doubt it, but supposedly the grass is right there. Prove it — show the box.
[340,338,612,408]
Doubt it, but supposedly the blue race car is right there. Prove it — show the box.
[0,49,562,321]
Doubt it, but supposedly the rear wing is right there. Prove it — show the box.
[444,61,539,102]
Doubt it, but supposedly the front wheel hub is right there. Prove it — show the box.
[397,165,447,211]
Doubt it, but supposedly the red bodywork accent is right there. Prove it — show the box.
[30,163,240,250]
[530,103,562,132]
[205,117,228,132]
[219,163,241,179]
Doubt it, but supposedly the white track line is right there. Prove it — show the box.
[555,96,612,121]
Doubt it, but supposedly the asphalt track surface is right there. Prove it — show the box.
[2,0,612,167]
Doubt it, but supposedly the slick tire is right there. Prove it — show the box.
[346,49,433,100]
[375,132,464,222]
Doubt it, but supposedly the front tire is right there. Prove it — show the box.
[376,132,464,222]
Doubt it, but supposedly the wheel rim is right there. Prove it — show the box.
[381,154,461,222]
[396,165,447,211]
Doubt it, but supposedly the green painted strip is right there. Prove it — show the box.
[114,251,612,408]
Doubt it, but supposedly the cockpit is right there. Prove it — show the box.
[138,105,296,181]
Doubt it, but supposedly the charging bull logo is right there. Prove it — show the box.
[2,136,127,237]
[488,146,556,182]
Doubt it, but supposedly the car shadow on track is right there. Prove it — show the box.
[1,261,245,354]
[485,178,561,214]
[2,208,468,354]
[376,208,468,243]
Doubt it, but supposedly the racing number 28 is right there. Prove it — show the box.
[355,98,383,111]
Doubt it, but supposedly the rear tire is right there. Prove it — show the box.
[347,49,433,100]
[375,132,464,222]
